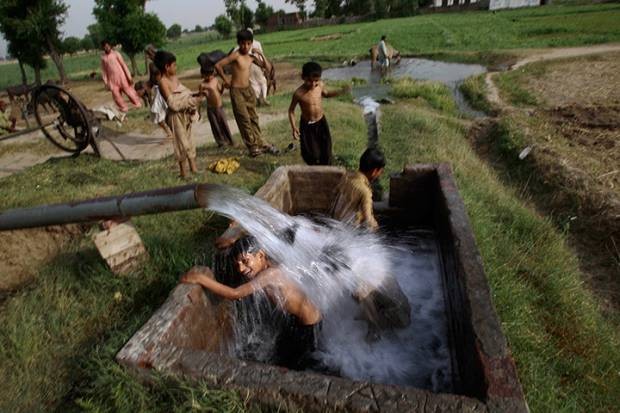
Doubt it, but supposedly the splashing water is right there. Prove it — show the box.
[205,185,452,392]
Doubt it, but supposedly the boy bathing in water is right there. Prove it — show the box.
[181,236,322,370]
[201,65,235,148]
[155,50,206,178]
[215,30,278,157]
[288,62,350,165]
[330,147,411,340]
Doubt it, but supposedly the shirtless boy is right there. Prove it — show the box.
[181,236,321,370]
[288,62,350,165]
[201,65,234,147]
[215,30,277,157]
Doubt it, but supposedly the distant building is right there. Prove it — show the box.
[266,11,304,31]
[488,0,540,10]
[431,0,540,11]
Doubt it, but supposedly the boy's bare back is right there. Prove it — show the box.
[258,267,321,325]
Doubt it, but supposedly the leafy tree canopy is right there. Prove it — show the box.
[167,23,182,39]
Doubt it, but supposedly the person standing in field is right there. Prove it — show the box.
[215,29,278,157]
[100,40,142,115]
[288,62,350,165]
[155,50,206,178]
[377,35,390,70]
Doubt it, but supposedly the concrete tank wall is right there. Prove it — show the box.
[117,164,528,412]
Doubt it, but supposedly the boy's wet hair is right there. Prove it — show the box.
[101,39,110,47]
[359,147,386,172]
[153,50,176,73]
[381,35,386,41]
[302,61,322,78]
[200,64,215,76]
[237,29,253,43]
[230,236,261,260]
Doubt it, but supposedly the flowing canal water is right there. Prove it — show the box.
[323,58,487,118]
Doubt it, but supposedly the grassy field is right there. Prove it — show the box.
[2,3,620,89]
[1,74,619,411]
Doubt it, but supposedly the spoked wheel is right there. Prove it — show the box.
[32,85,93,155]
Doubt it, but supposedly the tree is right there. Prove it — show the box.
[325,0,342,17]
[80,34,96,51]
[87,23,104,48]
[214,15,233,38]
[62,36,81,55]
[343,0,372,15]
[0,0,50,84]
[167,23,182,39]
[0,0,68,83]
[312,0,328,17]
[93,0,166,75]
[374,0,388,18]
[255,1,274,27]
[286,0,307,18]
[194,24,203,32]
[238,3,254,29]
[29,0,69,83]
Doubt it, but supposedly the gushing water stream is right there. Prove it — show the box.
[205,186,452,392]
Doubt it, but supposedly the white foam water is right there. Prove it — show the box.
[206,185,452,392]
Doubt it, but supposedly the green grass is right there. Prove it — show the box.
[495,66,544,107]
[1,79,619,411]
[388,78,458,114]
[2,3,620,89]
[459,74,494,113]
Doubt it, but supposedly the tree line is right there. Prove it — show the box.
[213,0,431,37]
[0,0,170,85]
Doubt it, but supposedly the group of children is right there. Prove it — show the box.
[102,30,405,370]
[124,29,349,178]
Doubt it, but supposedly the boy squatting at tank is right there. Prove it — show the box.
[330,147,411,339]
[180,236,322,370]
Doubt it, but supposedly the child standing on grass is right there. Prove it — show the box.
[155,50,206,178]
[288,62,350,165]
[201,65,235,148]
[215,29,278,157]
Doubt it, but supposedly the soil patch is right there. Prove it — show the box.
[467,117,620,315]
[0,224,85,302]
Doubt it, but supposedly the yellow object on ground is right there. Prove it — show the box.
[208,158,240,174]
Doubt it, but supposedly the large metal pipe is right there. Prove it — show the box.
[0,183,216,231]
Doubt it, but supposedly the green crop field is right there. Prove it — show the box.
[1,3,620,89]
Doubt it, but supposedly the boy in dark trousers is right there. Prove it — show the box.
[288,62,350,165]
[201,65,235,147]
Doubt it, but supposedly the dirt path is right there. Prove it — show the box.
[485,44,620,110]
[0,112,288,178]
